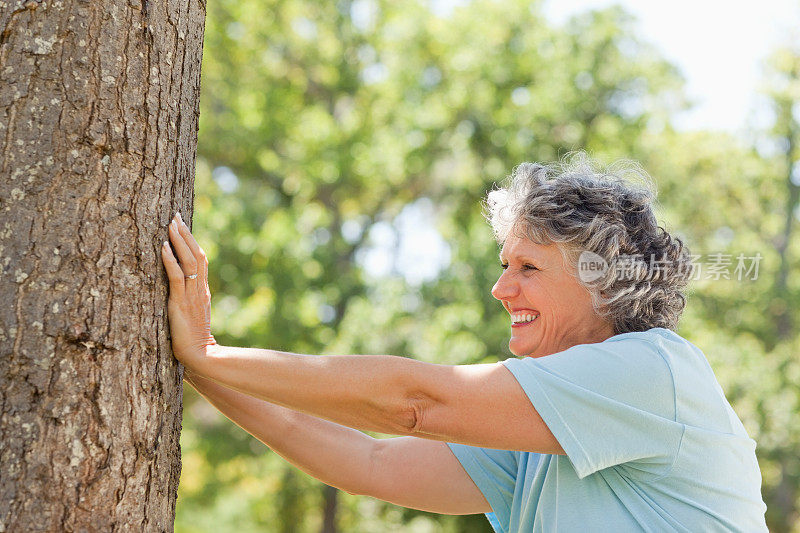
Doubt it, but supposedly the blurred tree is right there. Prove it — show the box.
[636,37,800,532]
[177,0,797,531]
[756,40,800,532]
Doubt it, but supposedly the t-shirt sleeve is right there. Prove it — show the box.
[445,442,518,532]
[501,337,684,480]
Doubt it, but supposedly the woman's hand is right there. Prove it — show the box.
[161,212,218,372]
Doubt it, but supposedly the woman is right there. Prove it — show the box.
[161,154,768,532]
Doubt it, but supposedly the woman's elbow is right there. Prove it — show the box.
[399,394,434,437]
[377,393,429,437]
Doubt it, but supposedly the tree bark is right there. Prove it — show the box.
[320,485,338,533]
[0,0,205,530]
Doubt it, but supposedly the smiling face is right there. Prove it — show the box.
[492,231,616,358]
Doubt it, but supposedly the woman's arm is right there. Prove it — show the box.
[196,345,422,436]
[184,370,491,514]
[183,369,377,496]
[195,345,564,455]
[163,213,562,454]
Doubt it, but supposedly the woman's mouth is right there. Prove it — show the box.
[511,313,539,327]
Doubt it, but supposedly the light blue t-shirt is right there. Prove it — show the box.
[446,328,768,532]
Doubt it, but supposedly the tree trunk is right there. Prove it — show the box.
[0,0,205,530]
[320,485,338,533]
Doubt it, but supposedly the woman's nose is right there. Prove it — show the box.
[491,271,518,301]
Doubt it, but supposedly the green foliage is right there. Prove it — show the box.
[176,0,799,531]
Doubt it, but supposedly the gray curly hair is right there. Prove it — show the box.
[485,151,693,334]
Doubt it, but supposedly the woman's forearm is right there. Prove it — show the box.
[184,370,379,496]
[197,345,426,436]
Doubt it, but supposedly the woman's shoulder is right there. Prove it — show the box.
[601,327,706,371]
[603,326,689,347]
[567,327,689,380]
[516,329,680,420]
[599,328,715,389]
[607,328,746,435]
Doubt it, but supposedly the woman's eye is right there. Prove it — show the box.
[500,262,538,271]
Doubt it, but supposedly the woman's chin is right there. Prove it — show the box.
[509,339,536,358]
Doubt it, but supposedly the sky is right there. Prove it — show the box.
[543,0,800,136]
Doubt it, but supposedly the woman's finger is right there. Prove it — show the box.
[169,217,198,277]
[161,241,186,300]
[175,213,208,287]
